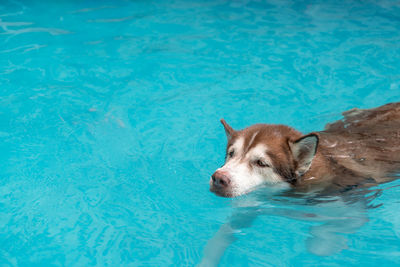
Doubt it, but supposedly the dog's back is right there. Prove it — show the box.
[317,102,400,188]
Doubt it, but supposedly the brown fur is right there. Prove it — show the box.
[223,102,400,193]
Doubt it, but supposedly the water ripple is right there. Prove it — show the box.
[0,27,70,36]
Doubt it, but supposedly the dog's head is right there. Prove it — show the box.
[210,119,319,197]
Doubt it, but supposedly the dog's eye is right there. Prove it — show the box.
[228,150,235,158]
[256,159,270,168]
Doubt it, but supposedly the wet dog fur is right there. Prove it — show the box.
[210,102,400,197]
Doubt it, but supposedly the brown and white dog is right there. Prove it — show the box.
[210,102,400,197]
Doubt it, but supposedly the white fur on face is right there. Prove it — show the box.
[218,140,288,196]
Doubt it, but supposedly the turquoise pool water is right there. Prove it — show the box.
[1,0,400,266]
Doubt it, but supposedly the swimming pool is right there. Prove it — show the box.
[1,0,400,265]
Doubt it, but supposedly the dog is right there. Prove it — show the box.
[210,102,400,197]
[200,102,400,266]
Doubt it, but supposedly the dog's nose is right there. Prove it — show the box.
[211,171,231,188]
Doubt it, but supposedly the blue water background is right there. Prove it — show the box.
[1,0,400,266]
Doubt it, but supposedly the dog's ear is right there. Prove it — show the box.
[289,134,319,176]
[220,119,235,140]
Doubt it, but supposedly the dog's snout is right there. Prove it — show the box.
[211,171,231,187]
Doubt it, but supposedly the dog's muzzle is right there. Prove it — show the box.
[210,170,232,197]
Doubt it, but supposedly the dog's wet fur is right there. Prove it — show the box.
[210,102,400,197]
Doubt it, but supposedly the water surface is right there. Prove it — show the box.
[1,0,400,266]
